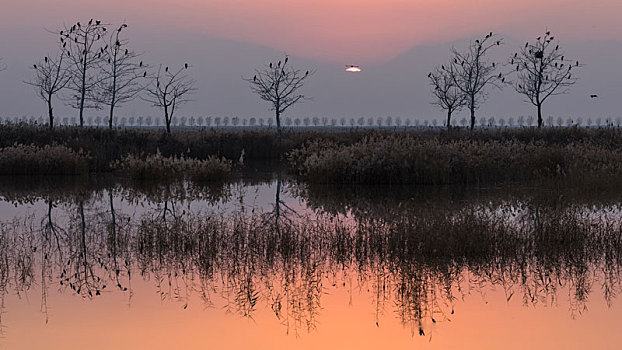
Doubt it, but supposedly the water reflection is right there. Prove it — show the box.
[0,177,621,345]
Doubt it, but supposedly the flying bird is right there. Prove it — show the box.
[590,94,598,98]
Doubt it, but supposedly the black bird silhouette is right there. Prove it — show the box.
[537,36,541,40]
[143,71,147,77]
[184,63,188,69]
[525,42,529,48]
[125,49,128,55]
[139,61,143,67]
[44,56,48,63]
[33,64,37,69]
[96,20,101,25]
[253,75,257,81]
[284,57,288,63]
[305,70,309,76]
[89,19,93,25]
[269,62,272,68]
[165,66,168,72]
[590,94,598,98]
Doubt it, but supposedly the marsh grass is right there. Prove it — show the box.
[289,135,622,184]
[0,144,90,175]
[112,151,232,182]
[4,123,622,175]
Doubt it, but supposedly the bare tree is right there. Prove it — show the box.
[450,33,504,129]
[428,65,467,129]
[25,50,71,128]
[511,31,581,128]
[244,56,313,136]
[61,19,108,126]
[0,58,6,72]
[97,24,150,129]
[143,64,196,133]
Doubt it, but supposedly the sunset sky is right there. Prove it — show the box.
[1,0,621,120]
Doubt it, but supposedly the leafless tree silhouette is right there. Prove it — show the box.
[450,33,504,129]
[61,19,107,126]
[143,64,196,133]
[244,56,313,136]
[25,49,71,129]
[97,24,150,129]
[428,65,467,129]
[511,31,582,128]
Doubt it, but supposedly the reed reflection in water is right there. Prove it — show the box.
[0,178,622,348]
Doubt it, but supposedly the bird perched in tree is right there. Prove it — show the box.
[253,75,257,81]
[184,63,188,69]
[165,66,168,72]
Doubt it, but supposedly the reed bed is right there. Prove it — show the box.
[3,123,622,174]
[112,152,232,182]
[0,144,89,175]
[289,135,622,184]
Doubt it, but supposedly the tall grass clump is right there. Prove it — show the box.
[113,151,232,182]
[0,144,90,175]
[289,135,622,184]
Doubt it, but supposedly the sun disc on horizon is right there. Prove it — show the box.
[346,65,361,73]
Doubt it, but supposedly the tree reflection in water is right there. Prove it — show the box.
[0,178,621,337]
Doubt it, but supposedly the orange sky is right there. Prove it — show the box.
[2,0,622,62]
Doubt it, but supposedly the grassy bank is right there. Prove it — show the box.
[288,133,622,184]
[3,124,622,184]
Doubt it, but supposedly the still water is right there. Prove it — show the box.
[0,176,621,349]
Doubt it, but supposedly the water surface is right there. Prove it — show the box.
[1,176,621,349]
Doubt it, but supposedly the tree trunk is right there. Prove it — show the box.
[275,109,281,136]
[109,105,114,129]
[446,109,453,130]
[165,106,171,134]
[47,96,54,129]
[470,96,476,130]
[537,103,543,128]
